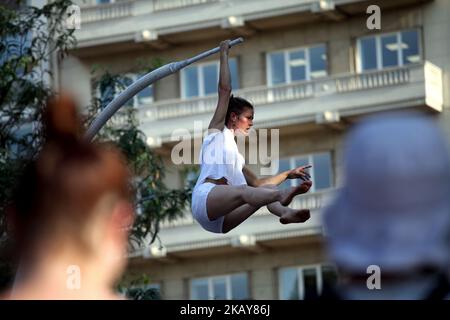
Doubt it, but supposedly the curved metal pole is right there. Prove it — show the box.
[85,37,244,141]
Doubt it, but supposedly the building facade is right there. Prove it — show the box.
[63,0,450,299]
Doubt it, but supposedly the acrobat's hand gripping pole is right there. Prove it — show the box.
[84,37,244,141]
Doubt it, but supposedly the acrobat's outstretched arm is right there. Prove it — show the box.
[208,40,232,131]
[243,165,312,187]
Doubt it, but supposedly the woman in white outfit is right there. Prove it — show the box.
[192,40,313,234]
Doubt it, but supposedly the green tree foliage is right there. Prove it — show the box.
[117,273,161,300]
[0,0,76,240]
[88,71,192,247]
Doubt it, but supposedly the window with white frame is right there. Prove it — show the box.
[275,152,333,191]
[267,44,327,86]
[122,73,154,107]
[181,58,239,98]
[1,33,32,75]
[1,35,30,61]
[190,273,249,300]
[357,29,421,72]
[279,264,337,300]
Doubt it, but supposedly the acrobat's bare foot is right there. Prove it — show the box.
[279,181,312,206]
[280,209,311,224]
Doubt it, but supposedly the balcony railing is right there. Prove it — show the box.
[81,0,219,23]
[142,64,417,122]
[81,1,134,23]
[159,188,336,229]
[335,67,410,92]
[153,0,219,12]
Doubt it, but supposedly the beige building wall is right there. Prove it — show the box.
[61,2,448,102]
[136,4,435,188]
[63,4,429,100]
[129,237,326,300]
[423,0,450,139]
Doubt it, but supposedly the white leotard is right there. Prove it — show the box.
[191,126,247,233]
[194,126,246,188]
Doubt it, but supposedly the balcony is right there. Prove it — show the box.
[80,0,221,24]
[131,188,335,259]
[75,0,374,50]
[139,62,443,145]
[76,0,312,49]
[152,0,220,12]
[81,1,134,23]
[74,0,430,51]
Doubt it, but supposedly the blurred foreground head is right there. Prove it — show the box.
[6,95,134,299]
[324,111,450,277]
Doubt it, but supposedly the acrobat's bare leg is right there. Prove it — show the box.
[206,184,278,221]
[220,181,312,233]
[267,202,311,224]
[221,204,259,233]
[277,181,312,206]
[206,184,308,221]
[262,184,311,224]
[220,199,310,234]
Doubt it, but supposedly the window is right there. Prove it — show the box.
[1,33,32,75]
[190,273,249,300]
[267,44,327,86]
[99,73,153,109]
[1,35,29,62]
[357,29,421,72]
[279,265,337,300]
[122,74,154,107]
[181,58,239,98]
[96,0,114,4]
[275,152,333,191]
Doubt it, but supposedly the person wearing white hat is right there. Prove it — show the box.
[323,111,450,300]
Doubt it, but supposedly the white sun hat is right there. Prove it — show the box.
[323,111,450,274]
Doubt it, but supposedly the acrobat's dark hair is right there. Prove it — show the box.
[225,95,253,125]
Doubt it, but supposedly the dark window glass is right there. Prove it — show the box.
[360,37,377,70]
